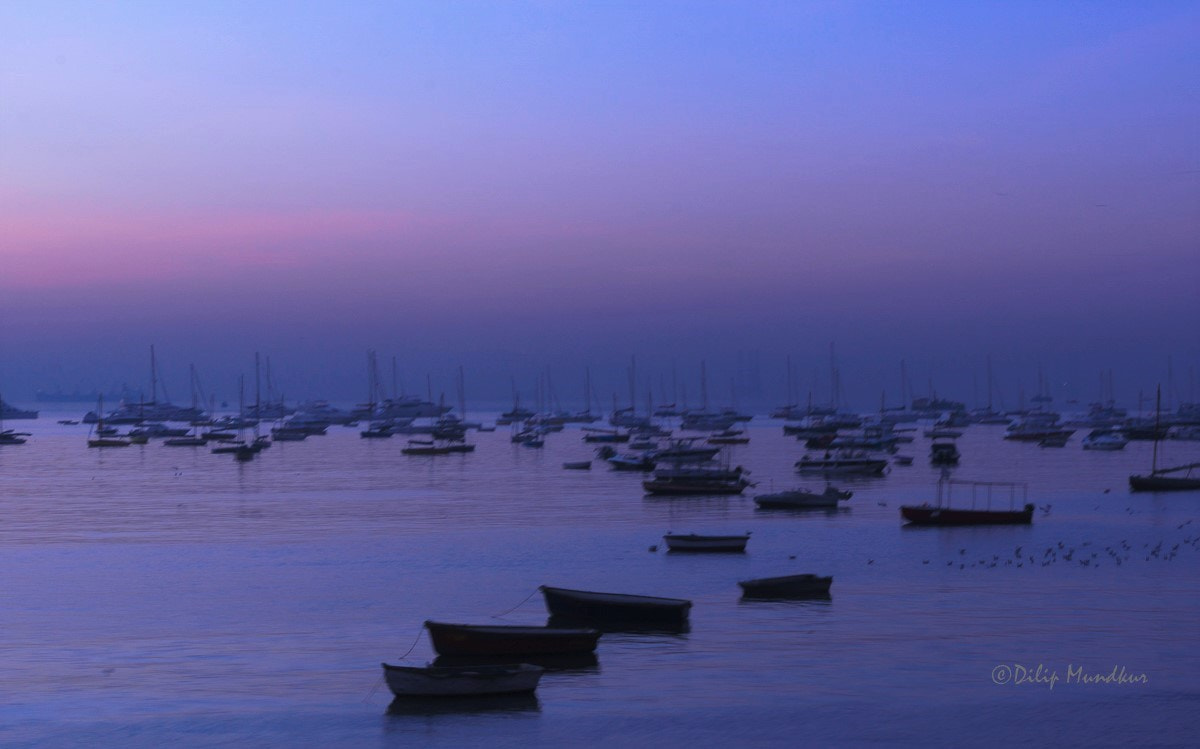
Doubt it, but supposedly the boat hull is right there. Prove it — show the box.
[754,488,850,509]
[900,504,1034,526]
[739,574,833,598]
[795,460,887,475]
[425,621,601,656]
[662,534,749,552]
[381,662,543,697]
[539,585,691,626]
[1129,475,1200,492]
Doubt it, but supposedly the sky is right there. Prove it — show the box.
[1,1,1197,410]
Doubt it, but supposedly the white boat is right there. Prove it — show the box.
[1082,430,1128,451]
[795,450,888,475]
[754,485,852,509]
[380,662,543,697]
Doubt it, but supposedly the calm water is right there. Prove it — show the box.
[1,413,1198,747]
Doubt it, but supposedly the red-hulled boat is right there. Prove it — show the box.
[424,621,601,656]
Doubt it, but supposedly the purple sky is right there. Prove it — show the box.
[1,2,1197,409]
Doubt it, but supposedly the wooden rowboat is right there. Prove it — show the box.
[539,585,691,627]
[381,662,543,697]
[662,533,750,552]
[738,573,833,599]
[424,621,601,656]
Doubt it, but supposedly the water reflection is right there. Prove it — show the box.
[739,592,834,604]
[385,692,541,717]
[548,615,691,635]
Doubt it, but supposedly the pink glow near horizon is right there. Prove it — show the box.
[0,2,1196,403]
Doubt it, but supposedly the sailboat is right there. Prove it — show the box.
[87,395,131,447]
[212,376,259,460]
[1129,386,1200,492]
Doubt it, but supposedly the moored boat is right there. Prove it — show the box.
[1082,429,1127,450]
[900,473,1034,526]
[795,450,888,475]
[1129,387,1200,492]
[642,465,751,495]
[753,485,852,509]
[380,662,544,698]
[662,533,750,552]
[539,585,691,627]
[738,573,833,599]
[424,621,601,656]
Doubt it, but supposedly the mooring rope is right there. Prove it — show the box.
[490,588,540,619]
[364,623,427,702]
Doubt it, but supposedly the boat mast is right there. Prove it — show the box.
[700,360,709,412]
[458,365,466,422]
[986,356,994,412]
[1152,385,1161,474]
[255,352,262,420]
[584,367,592,416]
[150,344,158,405]
[628,355,636,414]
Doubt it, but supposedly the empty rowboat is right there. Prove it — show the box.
[539,585,691,627]
[424,621,601,656]
[380,662,544,697]
[662,533,750,552]
[738,573,833,599]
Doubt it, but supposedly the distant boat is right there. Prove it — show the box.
[402,439,475,455]
[0,393,31,444]
[87,395,130,448]
[562,461,592,470]
[424,621,601,657]
[739,573,833,599]
[380,662,544,698]
[1082,430,1127,450]
[707,429,749,445]
[582,428,630,444]
[642,465,752,495]
[900,472,1034,526]
[929,439,960,464]
[795,450,887,475]
[662,533,750,553]
[1130,386,1200,492]
[539,585,691,627]
[0,397,37,420]
[607,453,657,472]
[754,485,852,509]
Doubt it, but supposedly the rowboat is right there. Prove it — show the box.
[662,533,750,552]
[380,662,543,697]
[739,573,833,599]
[539,585,691,627]
[753,485,851,509]
[424,621,601,656]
